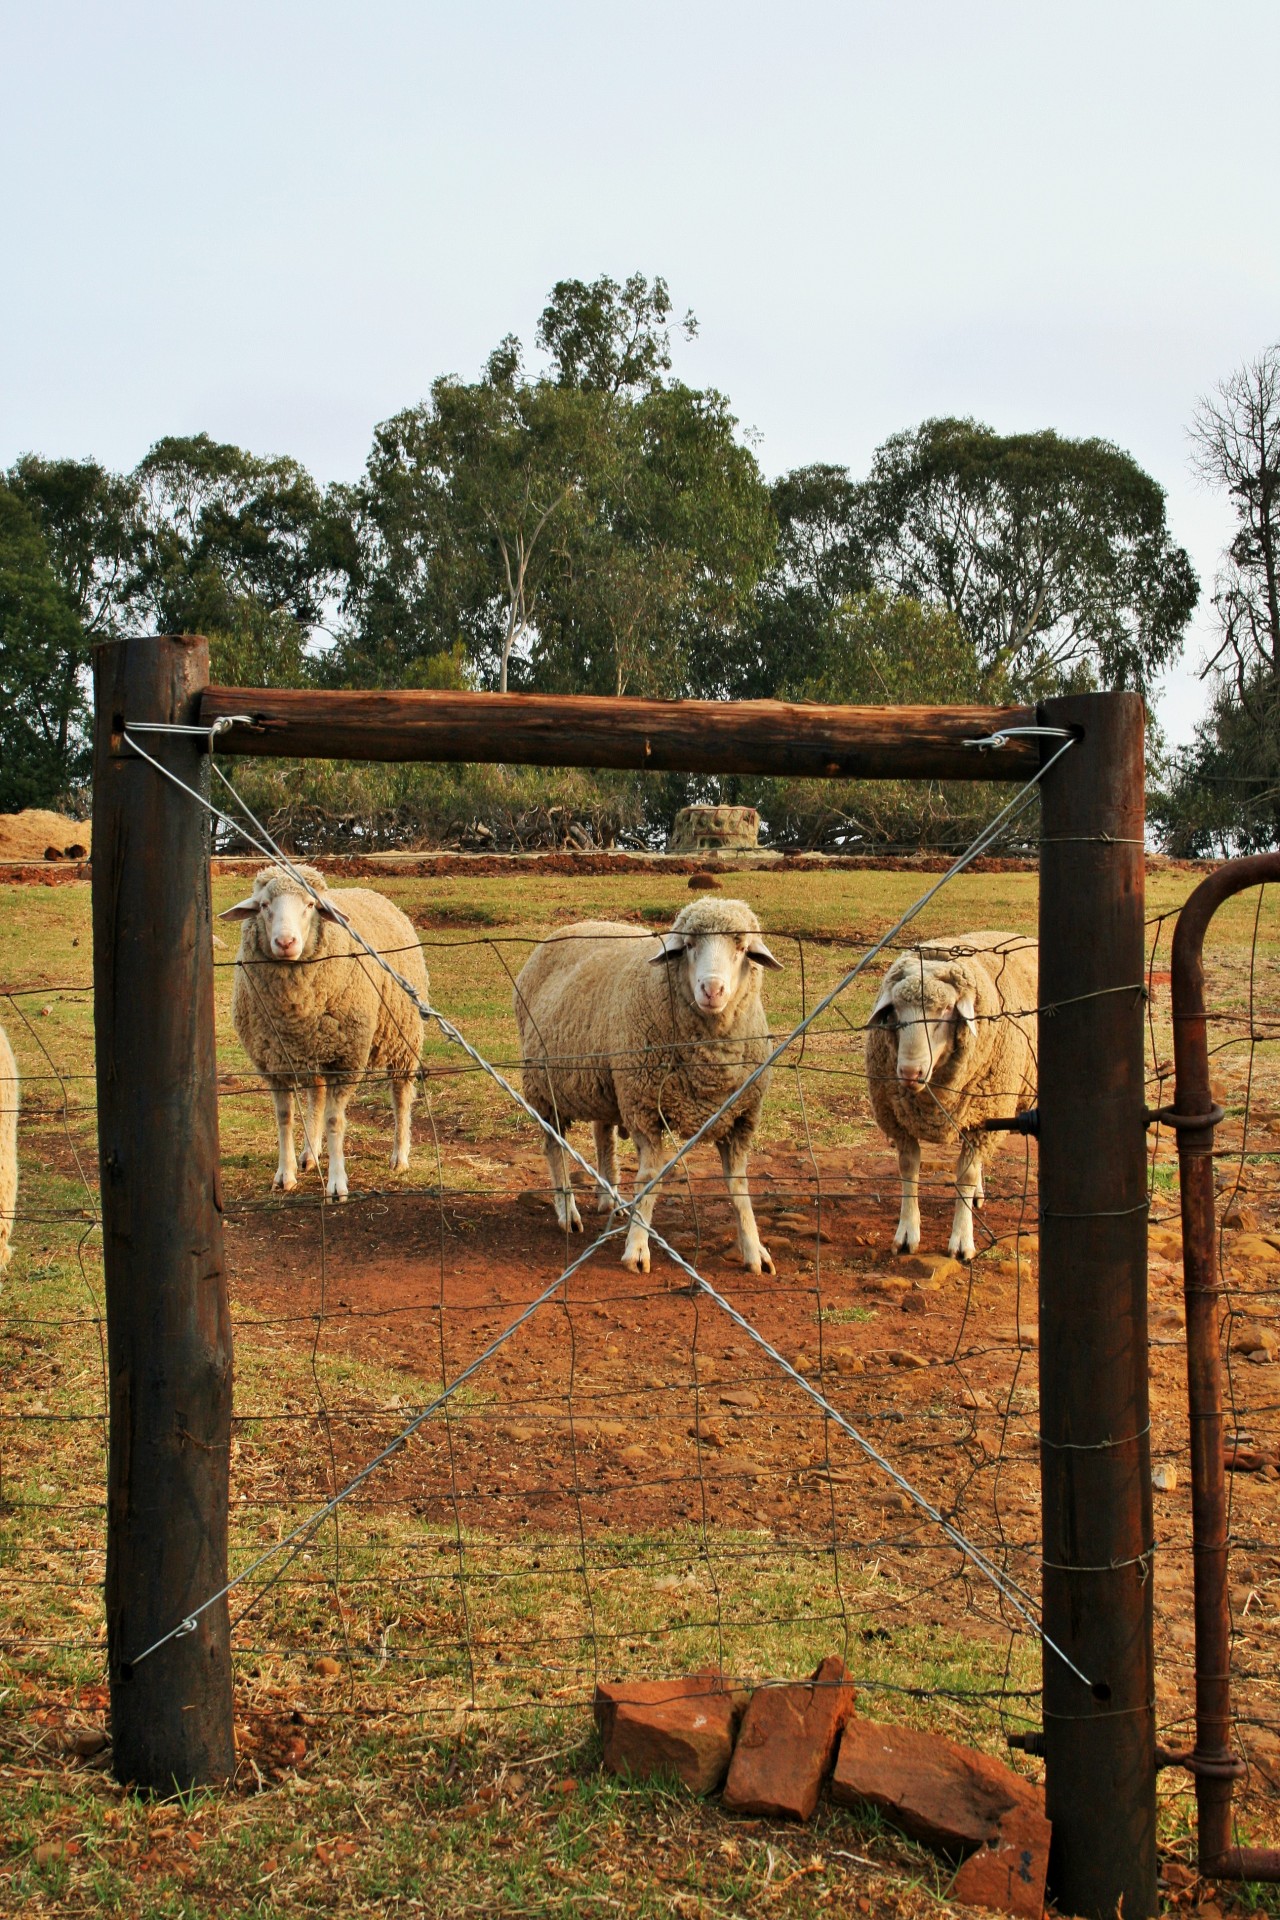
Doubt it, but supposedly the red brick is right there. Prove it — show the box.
[722,1656,855,1820]
[830,1719,1039,1853]
[951,1800,1051,1916]
[594,1670,743,1795]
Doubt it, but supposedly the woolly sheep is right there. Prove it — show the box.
[221,865,429,1200]
[513,896,782,1274]
[0,1021,17,1272]
[865,930,1037,1261]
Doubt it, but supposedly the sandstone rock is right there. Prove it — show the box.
[1225,1232,1280,1267]
[595,1670,744,1794]
[831,1719,1039,1852]
[1221,1202,1259,1231]
[1232,1322,1278,1358]
[1152,1463,1179,1492]
[722,1656,855,1820]
[951,1798,1051,1917]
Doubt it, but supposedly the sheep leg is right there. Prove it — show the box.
[541,1122,583,1233]
[323,1081,356,1201]
[717,1132,774,1275]
[389,1076,415,1172]
[298,1080,324,1173]
[592,1121,620,1213]
[271,1085,298,1192]
[948,1137,983,1262]
[893,1138,922,1253]
[621,1132,664,1274]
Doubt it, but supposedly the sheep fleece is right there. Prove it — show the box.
[0,1022,16,1272]
[867,931,1037,1149]
[231,886,428,1083]
[515,919,772,1143]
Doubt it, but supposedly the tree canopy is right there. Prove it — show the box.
[1,274,1207,830]
[1155,347,1280,853]
[854,418,1198,701]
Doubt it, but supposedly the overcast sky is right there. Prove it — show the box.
[3,0,1276,740]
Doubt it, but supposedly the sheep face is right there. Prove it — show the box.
[870,962,975,1089]
[220,870,341,963]
[651,926,781,1018]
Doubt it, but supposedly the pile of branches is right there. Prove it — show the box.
[444,804,644,853]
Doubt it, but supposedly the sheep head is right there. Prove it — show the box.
[650,896,781,1018]
[219,864,343,963]
[869,953,977,1089]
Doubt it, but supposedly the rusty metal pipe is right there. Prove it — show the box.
[1170,853,1280,1883]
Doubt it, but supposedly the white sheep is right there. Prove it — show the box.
[513,896,782,1274]
[865,931,1037,1261]
[0,1021,17,1272]
[221,864,429,1199]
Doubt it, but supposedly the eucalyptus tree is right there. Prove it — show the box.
[859,417,1197,700]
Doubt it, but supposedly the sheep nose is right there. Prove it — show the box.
[272,936,299,959]
[699,981,727,1008]
[898,1063,924,1086]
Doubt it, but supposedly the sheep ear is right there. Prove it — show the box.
[955,993,977,1026]
[218,896,259,921]
[869,983,896,1025]
[316,898,344,924]
[746,941,783,971]
[649,932,687,964]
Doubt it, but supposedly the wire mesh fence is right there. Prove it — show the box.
[0,844,1276,1856]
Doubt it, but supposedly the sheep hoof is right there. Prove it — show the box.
[755,1247,776,1275]
[621,1247,650,1274]
[389,1151,410,1172]
[299,1152,317,1173]
[274,1173,297,1193]
[893,1231,920,1254]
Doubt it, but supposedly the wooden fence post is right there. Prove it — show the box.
[92,634,235,1788]
[1037,690,1155,1918]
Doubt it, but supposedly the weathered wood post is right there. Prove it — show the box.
[1037,690,1155,1917]
[93,634,235,1789]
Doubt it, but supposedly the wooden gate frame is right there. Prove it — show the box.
[92,635,1153,1919]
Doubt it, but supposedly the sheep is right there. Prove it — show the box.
[865,930,1037,1261]
[513,896,782,1275]
[220,864,429,1200]
[0,1021,17,1272]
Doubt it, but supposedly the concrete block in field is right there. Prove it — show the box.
[669,805,759,853]
[721,1655,855,1820]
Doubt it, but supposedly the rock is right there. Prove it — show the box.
[595,1670,744,1793]
[64,1725,109,1757]
[1148,1225,1183,1261]
[721,1656,855,1820]
[1152,1463,1179,1493]
[885,1349,928,1370]
[831,1347,864,1376]
[894,1254,961,1285]
[689,871,722,890]
[951,1799,1052,1917]
[1232,1322,1278,1358]
[831,1719,1040,1853]
[313,1655,341,1678]
[720,1390,760,1410]
[1221,1202,1259,1231]
[1225,1232,1280,1267]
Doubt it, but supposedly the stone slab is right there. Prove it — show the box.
[722,1655,856,1820]
[595,1669,743,1795]
[951,1799,1052,1917]
[830,1719,1039,1853]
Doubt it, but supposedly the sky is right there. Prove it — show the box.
[2,0,1277,741]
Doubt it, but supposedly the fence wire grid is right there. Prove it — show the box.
[0,817,1276,1853]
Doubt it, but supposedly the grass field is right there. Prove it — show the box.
[1,856,1278,1917]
